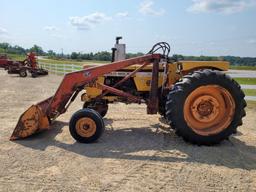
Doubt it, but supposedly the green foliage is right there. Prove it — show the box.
[94,51,111,61]
[4,53,26,60]
[126,52,144,59]
[223,56,256,66]
[0,42,45,55]
[29,45,45,55]
[70,51,111,61]
[174,54,256,67]
[0,42,26,55]
[71,52,79,60]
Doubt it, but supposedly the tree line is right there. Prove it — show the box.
[0,42,255,66]
[173,55,256,67]
[0,42,144,62]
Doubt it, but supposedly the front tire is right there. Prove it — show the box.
[19,70,27,77]
[165,69,246,145]
[69,109,105,143]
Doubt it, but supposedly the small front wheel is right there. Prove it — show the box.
[69,109,105,143]
[19,70,27,77]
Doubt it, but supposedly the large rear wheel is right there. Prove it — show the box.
[165,69,246,145]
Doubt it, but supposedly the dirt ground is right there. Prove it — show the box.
[0,70,256,192]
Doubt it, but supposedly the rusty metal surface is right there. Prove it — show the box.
[10,105,50,140]
[147,59,160,114]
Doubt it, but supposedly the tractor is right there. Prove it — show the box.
[11,38,246,145]
[1,52,48,78]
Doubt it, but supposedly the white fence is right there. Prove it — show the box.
[38,62,83,75]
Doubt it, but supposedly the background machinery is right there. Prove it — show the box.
[11,38,246,145]
[0,52,48,77]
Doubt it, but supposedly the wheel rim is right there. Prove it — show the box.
[184,85,235,136]
[75,117,96,138]
[21,71,26,76]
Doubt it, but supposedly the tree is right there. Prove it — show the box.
[126,52,144,59]
[71,52,79,60]
[29,45,44,55]
[93,51,111,61]
[0,42,10,51]
[47,50,56,58]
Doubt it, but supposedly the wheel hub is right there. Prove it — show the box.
[184,85,235,136]
[197,100,214,116]
[76,117,96,138]
[191,96,220,123]
[83,124,90,130]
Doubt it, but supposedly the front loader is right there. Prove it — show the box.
[11,40,246,145]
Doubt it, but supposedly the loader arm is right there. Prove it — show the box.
[11,54,161,140]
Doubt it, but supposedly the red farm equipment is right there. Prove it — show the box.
[0,52,48,78]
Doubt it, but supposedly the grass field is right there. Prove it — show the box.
[234,78,256,97]
[230,65,256,70]
[243,89,256,96]
[1,53,108,65]
[38,58,108,65]
[234,78,256,85]
[2,53,26,61]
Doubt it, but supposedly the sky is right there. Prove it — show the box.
[1,0,256,57]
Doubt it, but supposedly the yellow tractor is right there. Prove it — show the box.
[11,38,246,146]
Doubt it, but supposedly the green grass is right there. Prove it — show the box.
[234,78,256,85]
[0,52,109,65]
[230,65,256,70]
[243,89,256,96]
[38,58,108,65]
[1,53,26,61]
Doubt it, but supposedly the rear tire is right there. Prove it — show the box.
[69,109,105,143]
[165,69,246,145]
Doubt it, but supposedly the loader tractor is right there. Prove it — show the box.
[11,38,246,145]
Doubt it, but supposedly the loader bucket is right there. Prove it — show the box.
[10,97,52,140]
